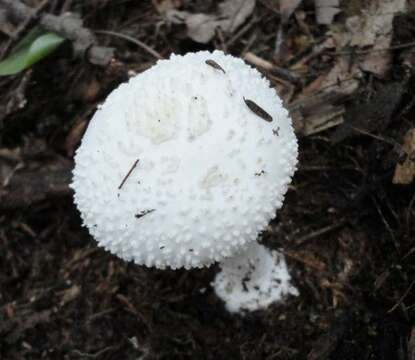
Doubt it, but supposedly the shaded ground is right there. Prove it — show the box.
[0,0,414,359]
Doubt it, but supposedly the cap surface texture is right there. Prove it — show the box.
[71,50,298,269]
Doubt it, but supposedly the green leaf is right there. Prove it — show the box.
[0,31,65,76]
[12,27,46,54]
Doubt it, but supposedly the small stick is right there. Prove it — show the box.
[243,52,302,86]
[118,159,139,190]
[95,30,163,60]
[387,279,415,313]
[135,209,155,219]
[243,97,273,122]
[294,219,347,247]
[205,59,226,73]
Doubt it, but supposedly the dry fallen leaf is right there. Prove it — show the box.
[315,0,340,25]
[333,0,407,76]
[319,0,407,101]
[301,104,344,136]
[183,13,219,43]
[59,285,81,307]
[348,0,407,48]
[152,0,181,14]
[307,55,362,97]
[288,91,348,137]
[166,0,256,43]
[360,0,405,75]
[218,0,256,32]
[393,129,415,185]
[280,0,303,23]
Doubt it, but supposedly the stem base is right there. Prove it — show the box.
[213,242,298,313]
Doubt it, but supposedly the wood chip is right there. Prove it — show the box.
[59,285,81,307]
[302,105,344,136]
[393,129,415,185]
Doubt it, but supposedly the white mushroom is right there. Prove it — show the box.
[71,50,298,312]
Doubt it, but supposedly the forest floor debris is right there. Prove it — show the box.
[0,0,414,359]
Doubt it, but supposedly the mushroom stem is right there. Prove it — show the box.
[213,242,298,313]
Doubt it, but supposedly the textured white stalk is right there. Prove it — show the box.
[213,242,298,313]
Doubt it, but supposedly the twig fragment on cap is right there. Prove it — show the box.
[205,59,226,73]
[243,97,273,122]
[118,159,140,190]
[135,209,155,219]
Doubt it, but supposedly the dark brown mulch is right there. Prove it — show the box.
[0,1,414,359]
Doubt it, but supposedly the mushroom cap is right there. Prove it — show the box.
[71,50,298,270]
